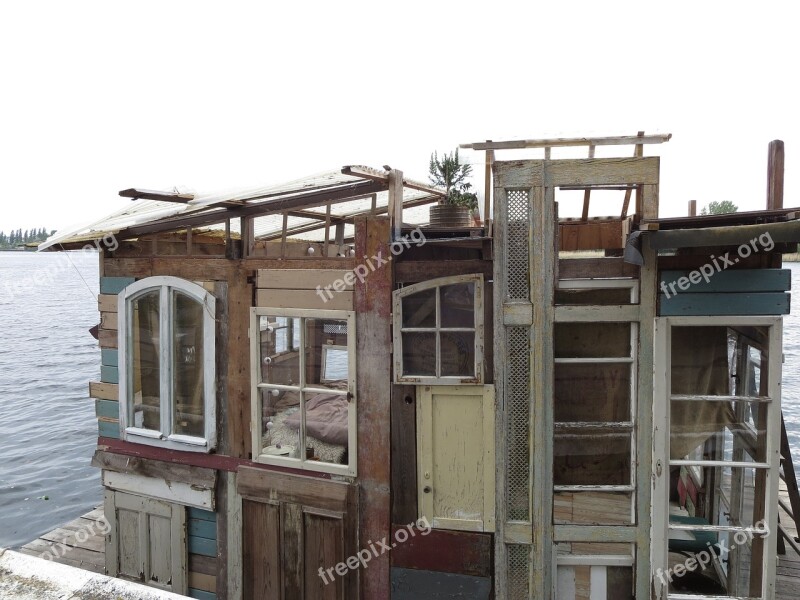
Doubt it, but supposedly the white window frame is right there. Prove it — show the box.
[393,273,484,385]
[652,315,782,600]
[250,307,357,476]
[118,276,216,452]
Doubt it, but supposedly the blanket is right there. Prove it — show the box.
[285,393,349,445]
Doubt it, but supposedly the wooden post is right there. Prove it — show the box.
[484,144,493,232]
[388,169,403,240]
[767,140,785,210]
[355,216,392,599]
[688,200,697,217]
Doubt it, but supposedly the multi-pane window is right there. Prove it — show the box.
[119,277,216,451]
[393,274,484,385]
[251,308,356,476]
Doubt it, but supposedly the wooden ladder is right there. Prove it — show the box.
[777,412,800,555]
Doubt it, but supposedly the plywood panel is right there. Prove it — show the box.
[256,288,353,311]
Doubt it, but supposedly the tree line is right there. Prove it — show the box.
[0,228,55,248]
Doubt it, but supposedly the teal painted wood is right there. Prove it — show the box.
[98,420,120,439]
[188,507,217,523]
[101,348,118,367]
[188,535,217,557]
[189,518,217,540]
[95,399,120,420]
[660,269,791,294]
[188,588,216,600]
[659,292,790,316]
[390,568,491,599]
[100,276,135,295]
[100,365,119,384]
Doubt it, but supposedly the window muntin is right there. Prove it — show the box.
[393,274,484,385]
[251,308,356,476]
[119,277,216,451]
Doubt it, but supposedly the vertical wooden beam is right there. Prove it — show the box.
[227,266,252,459]
[484,145,494,232]
[280,213,288,259]
[581,189,591,221]
[186,227,193,256]
[225,472,243,600]
[688,200,697,217]
[355,216,392,599]
[767,140,785,210]
[391,384,417,524]
[241,217,255,259]
[388,170,403,240]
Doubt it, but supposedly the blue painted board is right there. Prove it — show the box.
[390,568,491,599]
[101,349,118,367]
[660,269,791,294]
[100,276,135,295]
[188,589,216,600]
[189,535,217,557]
[659,292,790,316]
[98,420,120,439]
[100,365,119,384]
[188,507,217,523]
[95,399,120,420]
[189,519,217,540]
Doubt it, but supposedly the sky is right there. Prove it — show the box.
[1,1,798,234]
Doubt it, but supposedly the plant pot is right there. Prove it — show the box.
[429,204,472,228]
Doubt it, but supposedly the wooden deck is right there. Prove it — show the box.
[15,498,800,599]
[17,506,105,575]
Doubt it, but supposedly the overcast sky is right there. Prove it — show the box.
[1,1,797,234]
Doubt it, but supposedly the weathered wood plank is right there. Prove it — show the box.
[390,527,492,577]
[394,259,493,283]
[659,292,790,316]
[103,470,214,510]
[189,536,218,557]
[100,365,119,384]
[558,257,638,279]
[190,553,218,576]
[255,288,353,311]
[98,420,120,439]
[189,571,217,593]
[98,294,118,313]
[98,327,118,349]
[92,450,217,489]
[390,568,492,599]
[101,348,118,367]
[355,216,393,599]
[282,502,303,598]
[89,381,118,400]
[226,266,252,459]
[237,466,348,513]
[256,269,353,290]
[189,519,217,540]
[660,268,791,293]
[242,499,281,600]
[391,385,417,524]
[549,157,660,186]
[95,399,119,420]
[100,276,136,294]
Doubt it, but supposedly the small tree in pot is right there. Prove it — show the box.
[428,149,479,227]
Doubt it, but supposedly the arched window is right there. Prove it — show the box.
[393,274,484,385]
[118,276,216,451]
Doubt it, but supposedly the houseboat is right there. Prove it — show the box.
[26,133,800,599]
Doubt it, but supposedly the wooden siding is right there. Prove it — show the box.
[390,568,492,600]
[100,276,136,294]
[660,268,791,293]
[659,292,790,316]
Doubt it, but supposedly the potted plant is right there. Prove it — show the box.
[428,149,479,227]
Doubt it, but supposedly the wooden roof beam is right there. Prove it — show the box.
[460,133,672,151]
[342,165,445,198]
[119,188,195,203]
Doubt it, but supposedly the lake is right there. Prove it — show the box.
[0,252,799,548]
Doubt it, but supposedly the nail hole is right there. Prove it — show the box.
[404,395,413,404]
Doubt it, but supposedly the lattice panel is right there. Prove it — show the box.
[506,326,531,521]
[505,189,531,301]
[507,544,532,600]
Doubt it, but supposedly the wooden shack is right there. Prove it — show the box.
[40,136,800,599]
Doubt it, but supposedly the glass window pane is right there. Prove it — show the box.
[130,291,160,431]
[306,319,349,388]
[556,564,634,600]
[440,283,475,328]
[670,400,767,460]
[554,432,631,485]
[440,331,475,377]
[259,315,300,386]
[555,363,631,422]
[260,386,301,459]
[402,332,436,376]
[172,291,205,437]
[555,323,631,358]
[302,391,350,466]
[402,288,436,328]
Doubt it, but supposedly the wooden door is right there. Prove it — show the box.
[237,466,358,600]
[417,384,495,532]
[104,490,187,593]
